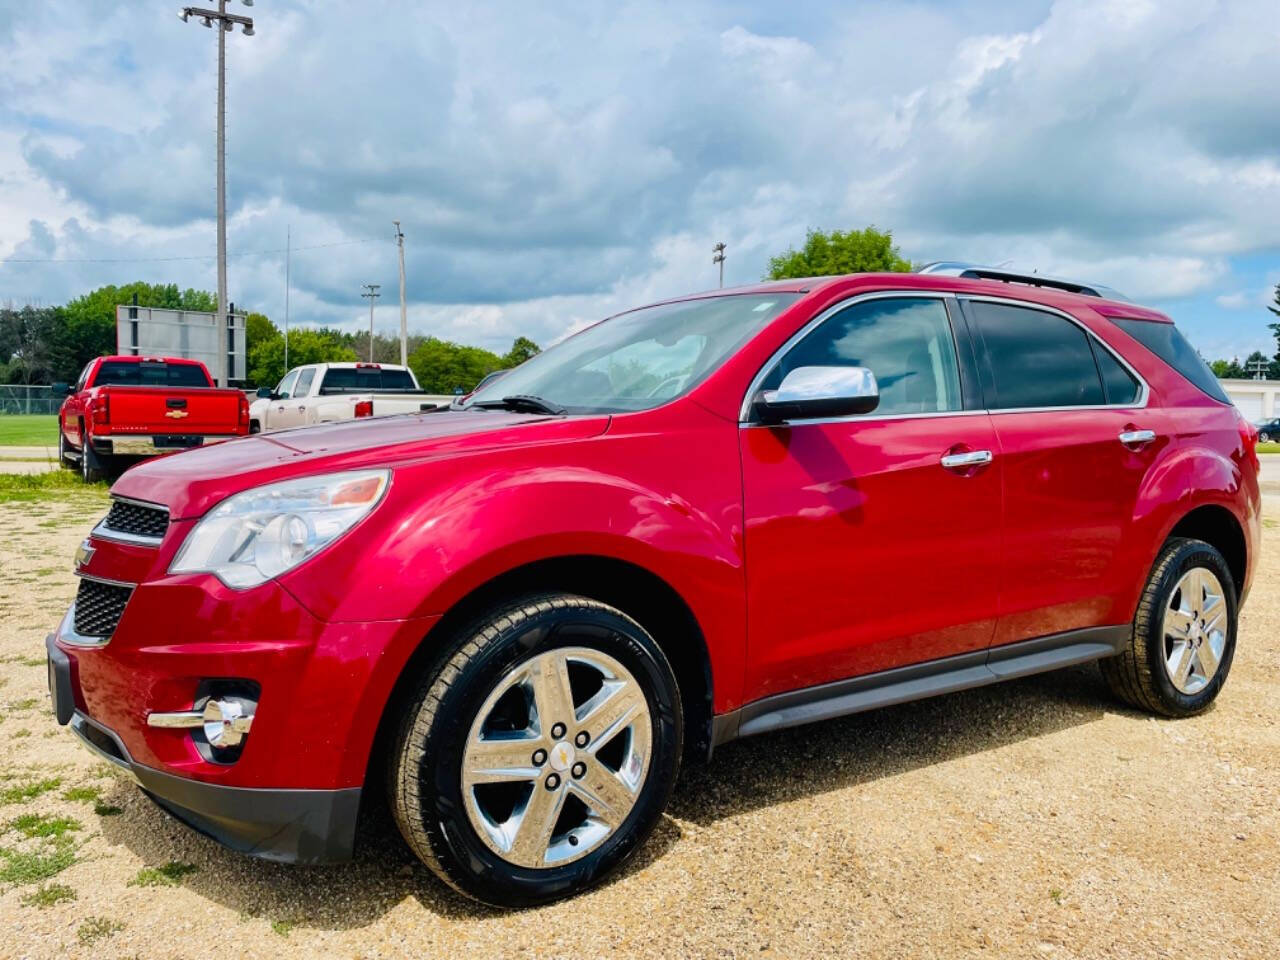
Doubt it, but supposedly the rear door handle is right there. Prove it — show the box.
[940,449,993,470]
[1119,429,1156,447]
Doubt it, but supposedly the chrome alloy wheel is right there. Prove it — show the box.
[1162,567,1228,695]
[460,647,652,869]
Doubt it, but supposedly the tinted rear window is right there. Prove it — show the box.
[1110,318,1229,403]
[968,302,1104,409]
[1092,342,1141,405]
[319,367,418,393]
[94,361,211,388]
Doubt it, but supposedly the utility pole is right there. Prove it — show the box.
[179,1,255,387]
[361,283,381,362]
[284,224,290,371]
[712,242,726,288]
[393,221,407,366]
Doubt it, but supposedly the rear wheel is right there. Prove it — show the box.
[1260,431,1271,443]
[57,431,76,470]
[79,424,104,483]
[388,594,682,907]
[1101,537,1237,717]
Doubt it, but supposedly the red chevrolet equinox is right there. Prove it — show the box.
[47,266,1259,906]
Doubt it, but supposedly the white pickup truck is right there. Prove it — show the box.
[248,362,454,433]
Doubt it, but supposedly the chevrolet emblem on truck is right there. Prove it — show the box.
[165,408,189,419]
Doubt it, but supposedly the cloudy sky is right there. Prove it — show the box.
[1,0,1278,360]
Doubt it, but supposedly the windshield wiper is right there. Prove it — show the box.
[472,394,567,415]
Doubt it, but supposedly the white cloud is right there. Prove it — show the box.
[0,0,1278,352]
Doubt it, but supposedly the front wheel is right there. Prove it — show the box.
[1101,537,1237,717]
[388,594,682,907]
[1260,431,1271,443]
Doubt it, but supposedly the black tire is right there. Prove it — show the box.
[80,425,104,483]
[1100,537,1237,717]
[1260,431,1271,444]
[388,593,682,907]
[249,420,261,435]
[57,431,76,471]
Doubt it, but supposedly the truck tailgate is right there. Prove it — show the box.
[101,386,245,435]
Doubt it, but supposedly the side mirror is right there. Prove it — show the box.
[753,366,880,424]
[52,382,72,396]
[256,387,273,399]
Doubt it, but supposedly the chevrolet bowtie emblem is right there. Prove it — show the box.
[165,409,189,419]
[74,539,95,569]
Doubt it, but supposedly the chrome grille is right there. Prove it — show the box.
[100,499,169,542]
[73,578,133,638]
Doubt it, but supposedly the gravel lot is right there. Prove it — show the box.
[2,488,1277,959]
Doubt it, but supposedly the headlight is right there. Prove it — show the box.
[170,469,390,589]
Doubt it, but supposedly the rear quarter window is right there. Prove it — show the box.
[1110,318,1229,404]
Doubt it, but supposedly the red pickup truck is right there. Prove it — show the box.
[56,355,249,481]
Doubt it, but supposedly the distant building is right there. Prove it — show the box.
[1219,378,1279,421]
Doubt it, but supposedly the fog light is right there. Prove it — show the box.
[202,699,253,748]
[148,698,255,749]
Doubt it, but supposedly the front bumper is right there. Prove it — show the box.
[47,634,360,863]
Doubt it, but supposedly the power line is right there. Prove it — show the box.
[0,237,382,265]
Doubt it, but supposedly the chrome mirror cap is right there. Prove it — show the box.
[754,365,880,423]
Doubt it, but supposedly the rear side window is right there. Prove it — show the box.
[1092,343,1141,405]
[968,302,1103,409]
[294,368,316,396]
[1110,317,1229,404]
[94,361,211,388]
[762,297,963,416]
[319,367,418,393]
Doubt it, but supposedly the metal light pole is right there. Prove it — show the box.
[361,283,381,362]
[179,1,255,387]
[393,221,407,366]
[712,242,726,288]
[284,224,290,370]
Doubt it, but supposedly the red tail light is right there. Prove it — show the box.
[1237,410,1259,470]
[354,400,373,418]
[92,389,110,433]
[238,394,250,430]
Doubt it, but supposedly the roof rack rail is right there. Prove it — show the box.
[916,261,1128,302]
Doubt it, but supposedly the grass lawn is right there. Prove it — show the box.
[0,415,59,447]
[1258,441,1280,454]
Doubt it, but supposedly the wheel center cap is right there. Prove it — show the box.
[548,740,575,773]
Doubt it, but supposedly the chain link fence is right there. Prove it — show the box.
[0,385,59,415]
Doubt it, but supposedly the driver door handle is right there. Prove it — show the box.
[940,449,993,470]
[1118,428,1156,447]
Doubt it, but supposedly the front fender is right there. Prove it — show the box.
[276,411,748,710]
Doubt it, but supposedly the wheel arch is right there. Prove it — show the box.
[1164,503,1247,599]
[364,553,716,800]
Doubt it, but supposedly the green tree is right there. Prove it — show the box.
[0,306,65,384]
[245,312,284,387]
[1210,357,1245,378]
[58,282,218,383]
[248,328,358,389]
[408,337,505,394]
[766,226,913,280]
[502,336,541,367]
[1268,282,1280,379]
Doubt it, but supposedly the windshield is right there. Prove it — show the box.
[465,293,799,414]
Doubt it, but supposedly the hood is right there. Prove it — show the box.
[111,409,609,519]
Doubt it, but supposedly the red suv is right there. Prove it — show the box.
[47,267,1259,906]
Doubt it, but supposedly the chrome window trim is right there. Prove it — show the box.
[737,290,959,423]
[961,294,1150,412]
[737,289,1149,426]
